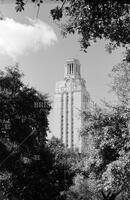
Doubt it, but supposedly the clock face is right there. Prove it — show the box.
[59,86,66,92]
[65,79,77,91]
[65,78,71,86]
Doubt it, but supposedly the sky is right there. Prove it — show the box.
[0,1,124,134]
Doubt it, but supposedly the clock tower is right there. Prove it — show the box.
[53,59,90,151]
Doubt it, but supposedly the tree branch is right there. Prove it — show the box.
[101,191,107,199]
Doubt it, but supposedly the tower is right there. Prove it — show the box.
[53,59,89,150]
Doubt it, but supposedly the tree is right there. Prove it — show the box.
[0,65,56,200]
[67,105,130,200]
[11,1,130,53]
[50,0,130,52]
[0,68,79,200]
[110,49,130,105]
[47,136,83,200]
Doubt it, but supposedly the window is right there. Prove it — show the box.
[70,64,71,74]
[67,64,69,74]
[72,63,73,74]
[76,64,78,73]
[67,64,71,74]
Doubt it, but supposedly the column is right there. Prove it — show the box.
[71,92,74,149]
[60,94,63,142]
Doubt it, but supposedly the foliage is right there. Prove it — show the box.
[0,65,55,200]
[13,1,130,53]
[15,0,43,12]
[0,69,79,200]
[67,105,130,200]
[50,0,130,52]
[47,136,83,200]
[110,49,130,105]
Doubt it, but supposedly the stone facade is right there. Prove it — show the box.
[53,59,89,150]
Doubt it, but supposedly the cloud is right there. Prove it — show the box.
[0,17,57,60]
